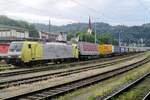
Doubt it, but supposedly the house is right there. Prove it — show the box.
[39,31,67,42]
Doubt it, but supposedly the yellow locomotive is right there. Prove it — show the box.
[8,41,78,64]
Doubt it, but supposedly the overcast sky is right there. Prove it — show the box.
[0,0,150,26]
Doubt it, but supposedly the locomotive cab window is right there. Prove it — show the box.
[9,42,23,52]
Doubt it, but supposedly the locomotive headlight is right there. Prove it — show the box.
[18,55,21,58]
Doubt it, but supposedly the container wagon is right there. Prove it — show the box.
[98,44,113,56]
[78,42,99,59]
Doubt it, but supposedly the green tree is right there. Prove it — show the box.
[67,32,74,41]
[97,33,118,45]
[76,32,95,43]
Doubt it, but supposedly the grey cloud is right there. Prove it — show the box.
[0,0,149,25]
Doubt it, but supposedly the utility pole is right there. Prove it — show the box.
[94,18,100,44]
[49,19,51,33]
[119,32,120,46]
[94,21,97,44]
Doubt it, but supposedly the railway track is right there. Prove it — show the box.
[104,70,150,100]
[0,53,142,89]
[143,91,150,100]
[3,54,150,100]
[0,53,143,78]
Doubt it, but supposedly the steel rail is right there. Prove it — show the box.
[104,69,150,100]
[143,91,150,100]
[0,53,138,78]
[0,54,139,89]
[5,55,150,100]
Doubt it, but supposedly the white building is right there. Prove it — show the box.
[0,25,29,40]
[39,31,49,40]
[56,32,67,42]
[39,31,67,42]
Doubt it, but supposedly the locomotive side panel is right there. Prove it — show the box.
[43,42,74,60]
[72,44,79,59]
[21,42,43,62]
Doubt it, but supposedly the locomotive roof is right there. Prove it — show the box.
[11,41,71,45]
[11,41,24,43]
[45,42,70,45]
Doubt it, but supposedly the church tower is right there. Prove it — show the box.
[87,16,92,34]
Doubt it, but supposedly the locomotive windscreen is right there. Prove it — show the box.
[9,42,23,52]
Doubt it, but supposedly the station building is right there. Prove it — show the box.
[0,25,29,40]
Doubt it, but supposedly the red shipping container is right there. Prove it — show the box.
[0,43,10,54]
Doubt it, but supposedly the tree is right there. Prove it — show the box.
[76,32,95,43]
[67,32,74,41]
[97,33,118,45]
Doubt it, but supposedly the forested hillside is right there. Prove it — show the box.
[0,16,149,46]
[34,23,150,46]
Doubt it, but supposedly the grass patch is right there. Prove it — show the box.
[114,76,150,100]
[0,64,15,71]
[57,58,150,100]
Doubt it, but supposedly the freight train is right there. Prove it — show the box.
[4,41,148,65]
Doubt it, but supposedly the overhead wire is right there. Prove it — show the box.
[71,0,115,21]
